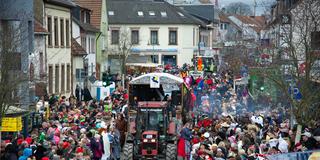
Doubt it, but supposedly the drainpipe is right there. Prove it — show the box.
[96,32,102,79]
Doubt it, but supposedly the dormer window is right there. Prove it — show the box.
[161,12,167,17]
[108,11,114,16]
[138,11,144,16]
[149,11,155,16]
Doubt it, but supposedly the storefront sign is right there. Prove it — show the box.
[150,75,160,88]
[131,48,177,52]
[1,117,22,132]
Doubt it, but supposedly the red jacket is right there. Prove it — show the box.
[177,138,186,157]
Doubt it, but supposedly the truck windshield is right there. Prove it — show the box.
[138,108,165,134]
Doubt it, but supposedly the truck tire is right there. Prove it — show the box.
[123,143,133,160]
[166,143,176,160]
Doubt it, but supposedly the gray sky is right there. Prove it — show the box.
[218,0,276,15]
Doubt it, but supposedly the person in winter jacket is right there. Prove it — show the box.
[18,148,33,160]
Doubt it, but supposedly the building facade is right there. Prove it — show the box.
[0,0,35,107]
[71,4,99,93]
[73,0,108,80]
[107,0,201,74]
[44,0,74,96]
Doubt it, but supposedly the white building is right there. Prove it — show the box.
[44,0,74,96]
[107,0,202,74]
[71,4,99,93]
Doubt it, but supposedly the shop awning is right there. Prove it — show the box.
[126,63,159,67]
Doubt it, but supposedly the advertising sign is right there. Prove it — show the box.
[1,117,22,132]
[150,75,160,88]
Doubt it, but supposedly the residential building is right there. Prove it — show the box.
[228,15,267,42]
[177,4,220,56]
[33,0,49,98]
[44,0,74,96]
[33,20,49,97]
[72,0,108,80]
[71,3,99,92]
[107,0,202,74]
[0,0,35,107]
[266,0,320,83]
[218,13,242,46]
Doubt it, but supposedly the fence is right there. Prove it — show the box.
[266,150,320,160]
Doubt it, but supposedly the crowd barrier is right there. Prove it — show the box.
[266,150,320,160]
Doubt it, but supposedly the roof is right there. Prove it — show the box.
[45,0,75,8]
[71,38,87,56]
[72,0,102,29]
[130,72,183,84]
[233,15,266,32]
[219,14,230,23]
[72,17,99,33]
[108,0,202,25]
[5,106,29,116]
[34,20,49,34]
[177,4,219,24]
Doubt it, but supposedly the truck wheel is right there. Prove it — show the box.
[166,143,176,160]
[123,143,133,160]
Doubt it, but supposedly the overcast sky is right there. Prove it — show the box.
[218,0,276,15]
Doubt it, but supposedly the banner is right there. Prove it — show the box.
[1,117,22,132]
[150,75,160,88]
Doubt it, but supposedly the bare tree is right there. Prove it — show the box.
[224,2,253,16]
[0,21,29,129]
[254,0,320,126]
[109,27,134,86]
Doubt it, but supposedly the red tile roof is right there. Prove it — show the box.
[72,0,102,29]
[219,14,230,23]
[71,38,87,56]
[234,15,266,32]
[34,20,48,34]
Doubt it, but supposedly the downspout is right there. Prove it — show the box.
[96,31,102,78]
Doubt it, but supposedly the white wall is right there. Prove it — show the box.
[45,4,72,95]
[72,20,80,44]
[108,24,198,66]
[33,35,46,81]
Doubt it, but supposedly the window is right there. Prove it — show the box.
[76,69,85,80]
[138,11,144,16]
[55,65,59,93]
[81,10,85,22]
[193,28,195,46]
[169,30,177,45]
[149,11,155,16]
[150,30,158,45]
[131,30,139,45]
[61,64,65,92]
[49,66,53,93]
[39,52,44,75]
[224,23,227,30]
[161,12,167,17]
[111,30,119,44]
[54,17,58,47]
[66,19,70,47]
[60,18,64,46]
[108,11,114,16]
[81,37,87,51]
[47,16,52,46]
[91,37,95,53]
[85,12,90,23]
[67,64,70,91]
[220,23,223,30]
